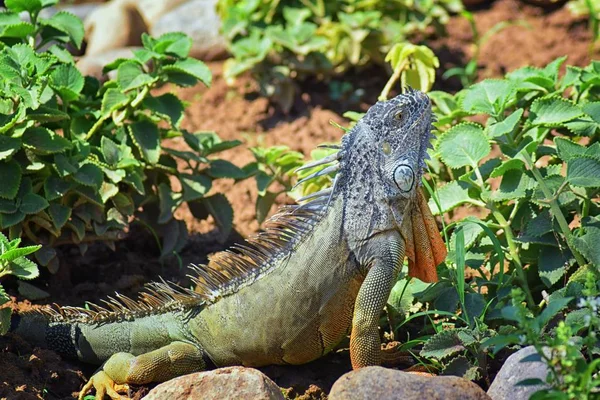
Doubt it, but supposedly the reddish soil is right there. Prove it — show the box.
[0,0,594,399]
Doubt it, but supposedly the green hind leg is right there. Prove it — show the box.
[79,341,207,400]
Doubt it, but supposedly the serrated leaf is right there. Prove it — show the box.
[50,64,84,101]
[17,281,49,300]
[23,127,72,154]
[566,156,600,187]
[5,0,42,13]
[428,180,473,215]
[487,108,523,138]
[101,136,121,166]
[0,244,40,261]
[117,61,153,91]
[44,175,72,200]
[163,58,212,86]
[461,79,514,116]
[129,120,160,164]
[201,193,233,239]
[0,160,21,200]
[555,137,586,162]
[256,191,277,225]
[112,193,134,216]
[101,88,129,115]
[0,135,21,161]
[582,102,600,123]
[42,11,84,48]
[491,169,537,201]
[143,93,184,127]
[539,246,572,287]
[48,203,70,229]
[180,173,212,202]
[526,210,553,237]
[441,355,474,378]
[529,96,583,126]
[158,183,180,224]
[490,158,525,178]
[572,226,600,267]
[5,256,39,279]
[19,193,48,214]
[449,217,484,250]
[420,329,465,360]
[536,296,573,332]
[73,163,103,188]
[208,160,246,179]
[437,123,490,169]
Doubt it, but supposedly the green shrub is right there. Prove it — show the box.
[390,57,600,383]
[217,0,459,110]
[0,0,244,272]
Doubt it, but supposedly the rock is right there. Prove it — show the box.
[137,0,190,28]
[487,346,551,400]
[76,47,142,80]
[329,366,490,400]
[84,0,147,56]
[144,367,285,400]
[150,0,227,60]
[39,3,103,22]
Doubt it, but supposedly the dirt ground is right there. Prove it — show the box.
[0,0,594,399]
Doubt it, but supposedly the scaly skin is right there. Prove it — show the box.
[10,89,446,399]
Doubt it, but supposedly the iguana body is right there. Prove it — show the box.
[10,89,446,399]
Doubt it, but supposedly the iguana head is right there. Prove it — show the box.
[338,89,434,238]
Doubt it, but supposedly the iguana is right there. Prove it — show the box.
[9,89,446,400]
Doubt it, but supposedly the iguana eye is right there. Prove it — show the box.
[394,165,414,192]
[393,110,403,121]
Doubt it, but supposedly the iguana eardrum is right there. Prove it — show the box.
[10,89,447,399]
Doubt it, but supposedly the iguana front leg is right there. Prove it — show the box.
[79,341,207,400]
[350,237,404,369]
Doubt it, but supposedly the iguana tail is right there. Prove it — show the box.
[10,310,187,365]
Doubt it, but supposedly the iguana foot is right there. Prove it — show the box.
[78,371,129,400]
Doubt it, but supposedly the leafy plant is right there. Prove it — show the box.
[0,232,41,334]
[568,0,600,47]
[0,0,244,272]
[486,272,600,399]
[407,57,600,384]
[217,0,460,111]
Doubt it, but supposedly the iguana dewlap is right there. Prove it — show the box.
[10,89,446,399]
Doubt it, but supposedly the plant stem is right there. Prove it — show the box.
[379,59,409,101]
[522,152,587,267]
[489,203,535,308]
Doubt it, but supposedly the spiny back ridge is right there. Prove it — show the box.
[25,157,340,325]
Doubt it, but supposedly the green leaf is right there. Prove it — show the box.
[19,193,48,214]
[490,158,525,178]
[536,296,573,332]
[539,246,571,287]
[22,127,72,154]
[566,156,600,188]
[50,64,84,101]
[154,32,192,58]
[5,0,42,13]
[73,163,103,189]
[163,58,212,86]
[0,135,21,160]
[420,329,465,360]
[42,11,84,48]
[582,102,600,123]
[129,120,160,164]
[6,256,39,280]
[0,245,41,261]
[117,61,153,91]
[526,210,553,237]
[461,79,514,116]
[555,137,586,162]
[572,226,600,267]
[44,175,72,200]
[0,160,21,200]
[529,96,583,126]
[208,160,246,179]
[158,183,180,224]
[0,305,10,335]
[101,136,121,166]
[18,281,49,300]
[112,193,134,216]
[491,169,536,201]
[437,123,490,169]
[48,203,71,229]
[428,181,473,215]
[180,173,212,202]
[449,217,484,250]
[201,193,233,239]
[101,88,129,115]
[0,21,35,38]
[0,210,25,229]
[256,191,277,225]
[486,108,523,138]
[143,93,185,127]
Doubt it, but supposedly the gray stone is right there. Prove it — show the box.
[76,47,142,80]
[329,366,491,400]
[488,346,551,400]
[144,366,285,400]
[39,3,103,22]
[150,0,227,60]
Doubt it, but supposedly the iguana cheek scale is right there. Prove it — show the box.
[9,89,447,399]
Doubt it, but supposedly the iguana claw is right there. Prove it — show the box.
[78,371,129,400]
